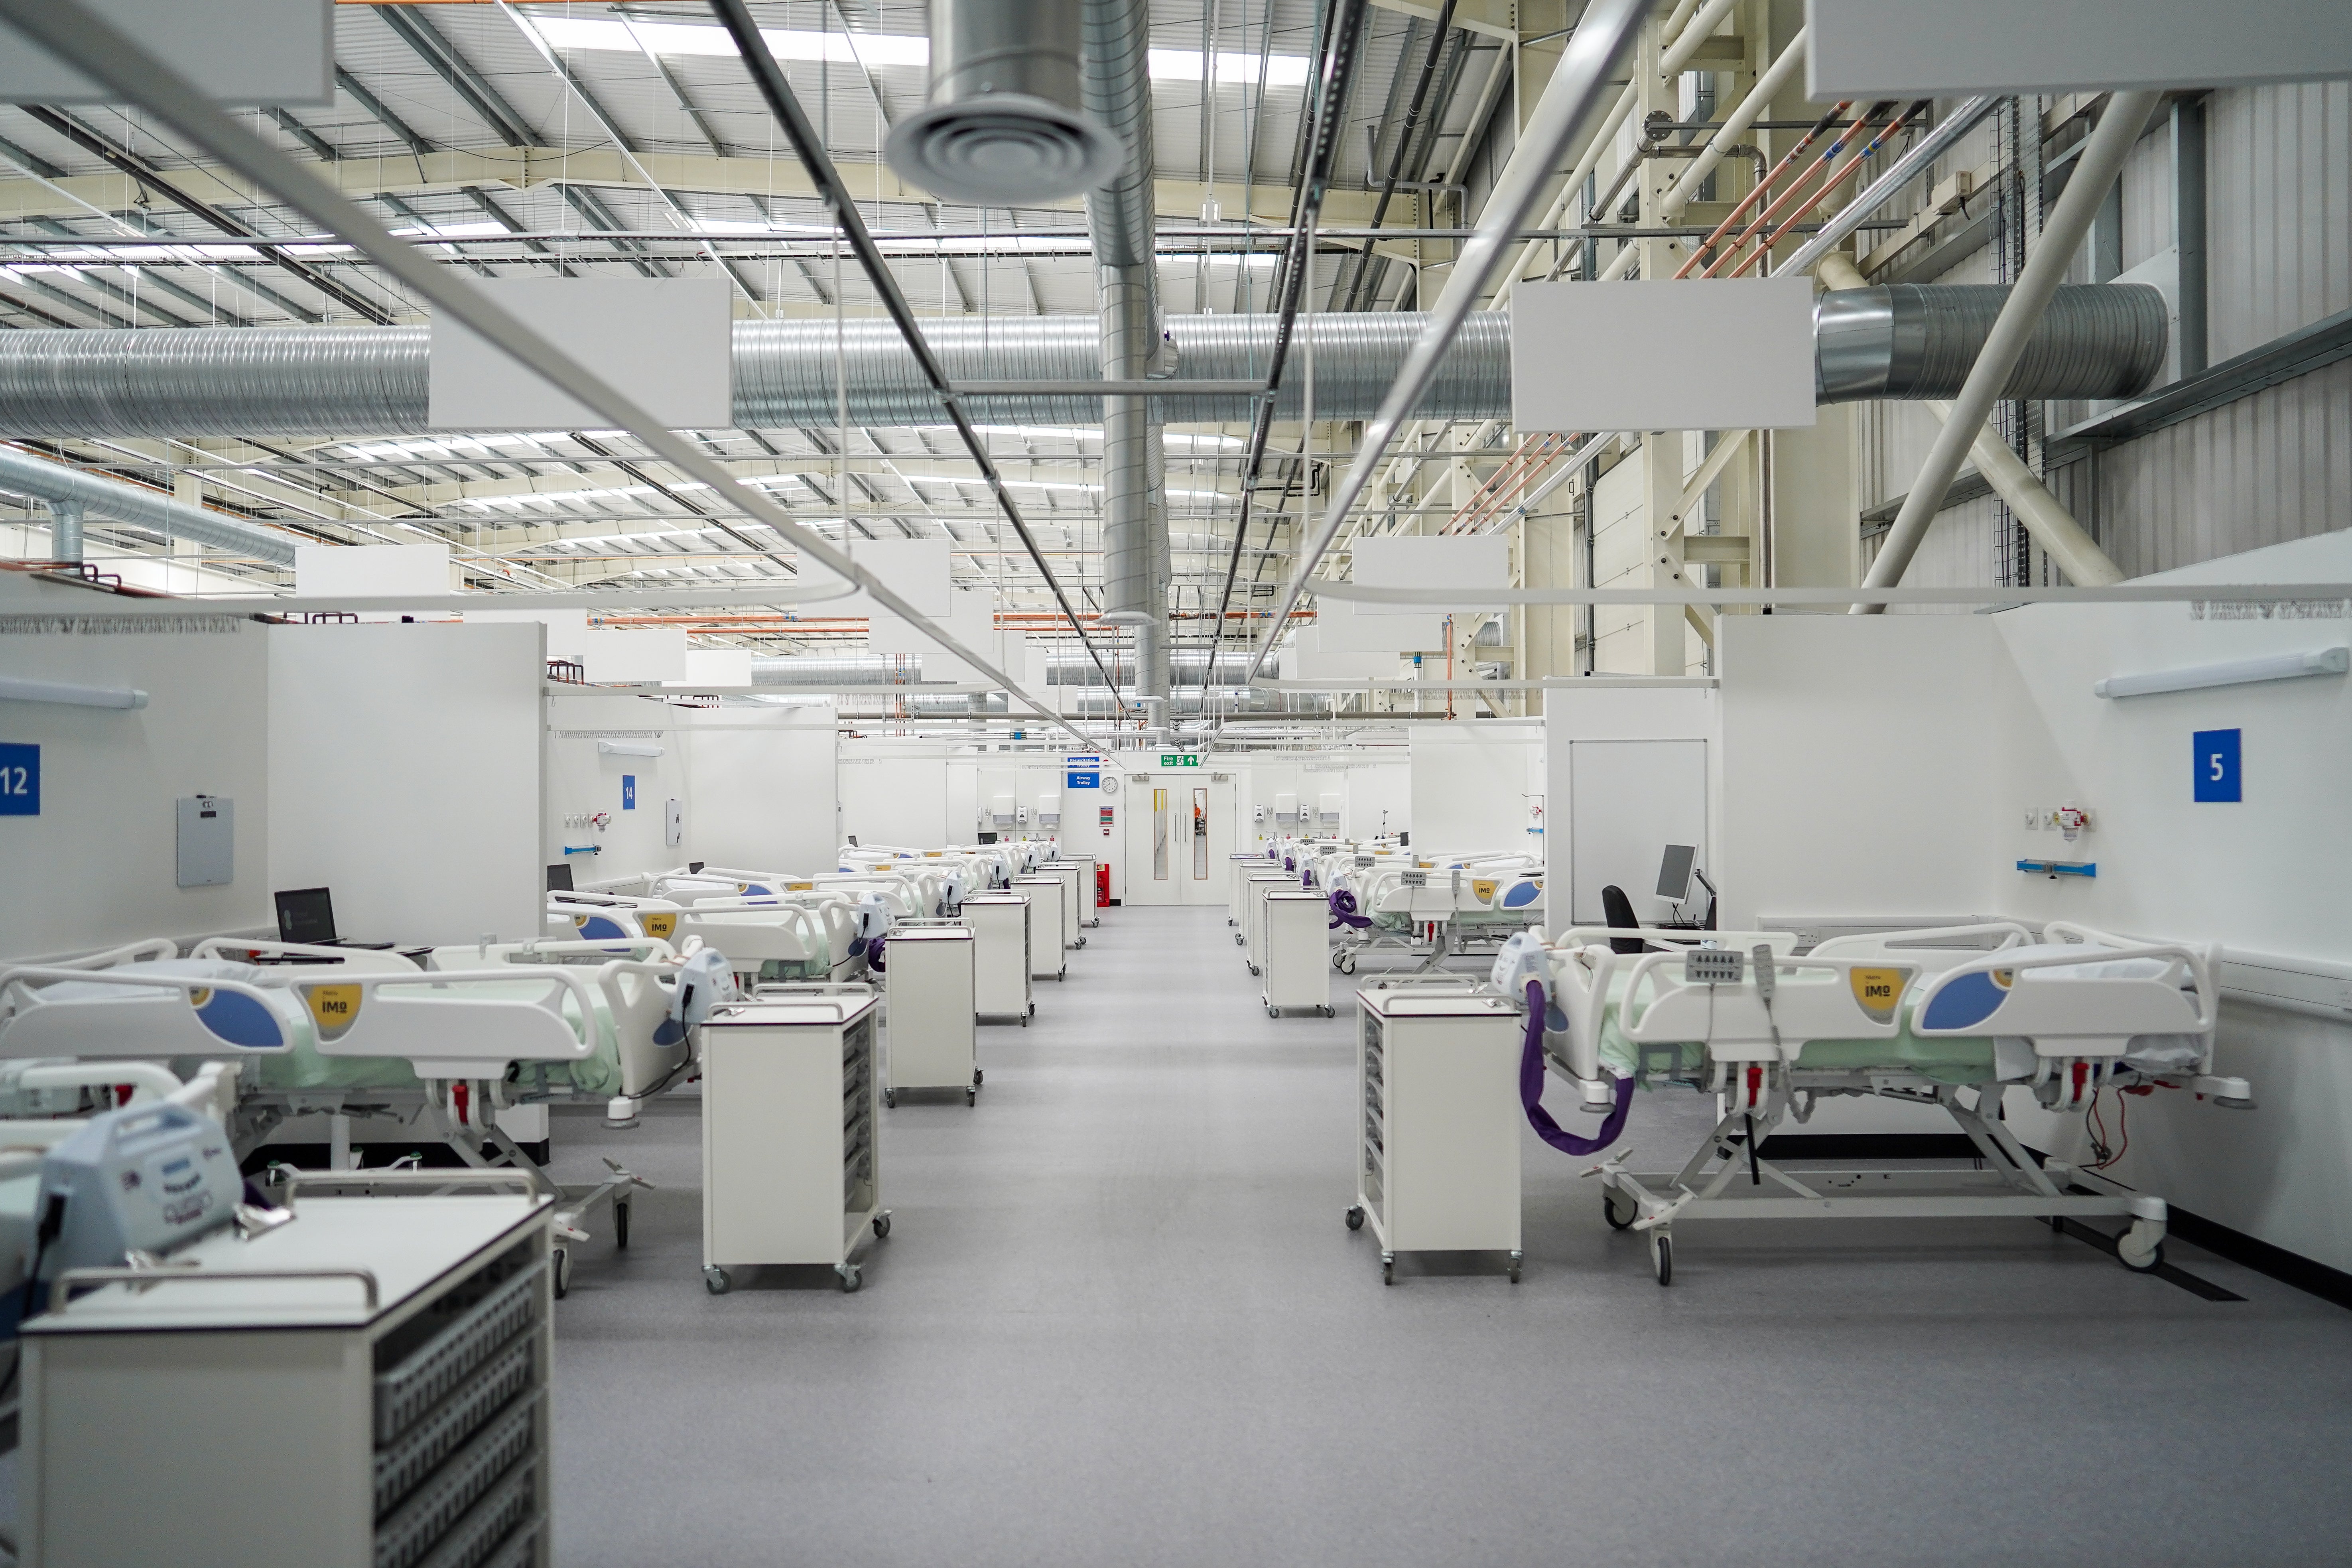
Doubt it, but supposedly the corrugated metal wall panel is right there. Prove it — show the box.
[2095,355,2352,577]
[2206,80,2352,360]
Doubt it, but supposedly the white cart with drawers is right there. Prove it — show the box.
[961,893,1034,1023]
[700,993,889,1294]
[21,1182,554,1568]
[884,923,980,1105]
[1347,985,1523,1284]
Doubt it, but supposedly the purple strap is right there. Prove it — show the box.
[1519,979,1634,1156]
[867,934,887,973]
[1327,888,1371,930]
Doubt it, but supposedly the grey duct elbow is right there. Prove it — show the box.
[1815,282,2169,403]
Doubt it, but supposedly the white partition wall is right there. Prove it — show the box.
[272,622,543,946]
[1408,725,1542,855]
[1714,530,2352,1273]
[0,580,272,960]
[545,688,693,886]
[1545,684,1720,928]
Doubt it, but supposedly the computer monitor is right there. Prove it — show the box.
[275,886,337,945]
[1655,844,1697,902]
[546,863,575,892]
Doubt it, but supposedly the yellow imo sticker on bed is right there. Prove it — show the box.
[1848,966,1909,1025]
[641,911,678,940]
[1472,879,1498,903]
[303,983,363,1041]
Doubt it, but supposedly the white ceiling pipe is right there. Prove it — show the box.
[0,676,148,709]
[1780,95,1999,276]
[1856,91,2162,611]
[1658,0,1739,81]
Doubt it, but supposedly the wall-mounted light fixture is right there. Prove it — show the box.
[0,676,148,709]
[596,739,665,758]
[2095,646,2348,699]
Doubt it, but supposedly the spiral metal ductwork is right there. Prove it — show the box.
[1045,647,1258,686]
[883,0,1121,206]
[752,654,923,686]
[1814,283,2168,402]
[0,442,299,563]
[0,288,2167,438]
[1074,688,1285,716]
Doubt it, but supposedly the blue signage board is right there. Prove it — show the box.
[1067,770,1100,790]
[622,774,637,810]
[2192,729,2240,802]
[0,743,36,816]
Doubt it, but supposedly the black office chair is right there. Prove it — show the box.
[1600,884,1648,955]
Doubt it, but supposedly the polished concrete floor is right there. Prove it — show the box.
[546,906,2352,1567]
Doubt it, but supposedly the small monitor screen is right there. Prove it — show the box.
[275,886,336,944]
[1656,844,1697,902]
[546,863,575,892]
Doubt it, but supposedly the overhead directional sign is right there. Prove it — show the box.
[1160,754,1201,768]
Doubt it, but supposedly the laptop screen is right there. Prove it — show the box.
[275,886,337,944]
[1655,844,1697,902]
[546,862,575,892]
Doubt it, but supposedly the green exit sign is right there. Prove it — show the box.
[1159,753,1201,768]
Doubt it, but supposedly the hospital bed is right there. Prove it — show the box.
[0,936,684,1293]
[555,886,855,984]
[1514,920,2255,1286]
[1327,853,1545,974]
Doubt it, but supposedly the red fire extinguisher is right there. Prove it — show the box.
[1095,863,1110,908]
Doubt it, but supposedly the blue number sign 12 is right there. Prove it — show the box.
[0,743,37,816]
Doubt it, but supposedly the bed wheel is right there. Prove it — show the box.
[1604,1192,1637,1231]
[2119,1222,2166,1273]
[615,1199,630,1251]
[552,1246,571,1300]
[1338,951,1356,975]
[1650,1233,1673,1287]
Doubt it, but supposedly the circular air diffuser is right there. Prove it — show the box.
[886,95,1122,208]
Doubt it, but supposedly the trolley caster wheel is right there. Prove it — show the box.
[1650,1233,1674,1287]
[1247,964,1260,977]
[872,1211,892,1240]
[836,1263,862,1294]
[1020,1015,1029,1028]
[2118,1225,2166,1273]
[883,1088,897,1109]
[965,1087,977,1106]
[704,1265,730,1295]
[552,1246,571,1300]
[1028,1003,1036,1016]
[615,1199,630,1251]
[1509,1250,1523,1284]
[1603,1191,1637,1231]
[1268,1006,1279,1019]
[973,1068,984,1085]
[1057,969,1066,981]
[1321,1005,1335,1018]
[1381,1253,1395,1286]
[1345,1205,1365,1231]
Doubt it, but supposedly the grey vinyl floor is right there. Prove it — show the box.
[544,906,2352,1568]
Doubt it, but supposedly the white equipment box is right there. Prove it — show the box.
[699,995,888,1293]
[885,924,979,1104]
[1243,872,1292,977]
[1012,876,1068,979]
[1261,891,1334,1017]
[1036,861,1089,948]
[961,893,1034,1024]
[1347,986,1523,1284]
[22,1186,554,1568]
[1230,854,1279,939]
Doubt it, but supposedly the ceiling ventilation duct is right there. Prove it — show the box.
[885,0,1122,206]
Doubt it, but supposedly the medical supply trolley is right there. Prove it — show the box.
[699,993,889,1293]
[884,922,981,1105]
[1012,876,1068,979]
[961,892,1034,1024]
[1346,985,1524,1284]
[20,1180,554,1568]
[1231,854,1279,941]
[1046,856,1098,932]
[1262,890,1335,1017]
[1242,871,1291,977]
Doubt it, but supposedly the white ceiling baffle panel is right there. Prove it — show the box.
[295,542,457,601]
[1351,535,1509,615]
[0,0,333,105]
[429,278,734,431]
[1513,279,1817,433]
[1808,0,2352,95]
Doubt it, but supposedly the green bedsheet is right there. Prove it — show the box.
[1594,972,1998,1085]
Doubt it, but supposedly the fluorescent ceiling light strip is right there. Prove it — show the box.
[525,15,1307,85]
[2094,646,2349,699]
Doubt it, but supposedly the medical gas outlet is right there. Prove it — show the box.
[2023,803,2094,841]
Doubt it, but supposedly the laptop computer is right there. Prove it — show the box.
[547,862,575,892]
[273,887,393,950]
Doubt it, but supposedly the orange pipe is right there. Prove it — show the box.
[1673,103,1849,280]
